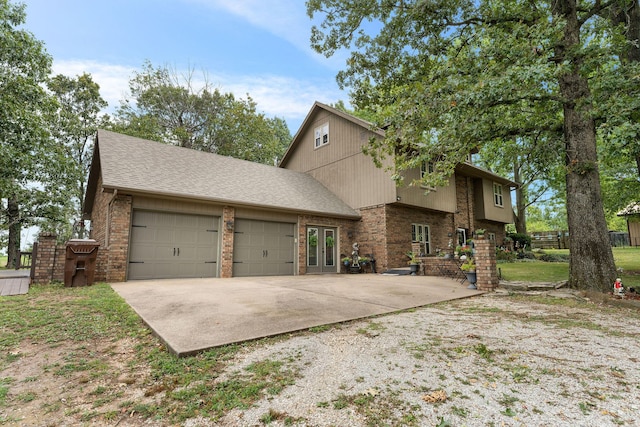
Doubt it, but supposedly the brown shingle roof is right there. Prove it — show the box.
[85,130,360,218]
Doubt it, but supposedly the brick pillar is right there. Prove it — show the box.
[106,194,132,282]
[475,237,498,291]
[33,233,58,284]
[220,206,235,278]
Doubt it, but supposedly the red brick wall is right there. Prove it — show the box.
[220,206,235,278]
[474,237,499,291]
[105,194,132,282]
[33,233,59,284]
[354,205,387,270]
[455,175,474,232]
[382,204,452,271]
[88,176,112,282]
[298,214,358,275]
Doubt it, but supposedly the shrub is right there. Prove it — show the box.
[496,248,516,262]
[539,253,570,263]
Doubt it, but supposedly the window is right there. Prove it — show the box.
[493,183,504,207]
[314,123,329,149]
[420,161,434,179]
[420,161,435,190]
[411,223,431,255]
[488,232,496,241]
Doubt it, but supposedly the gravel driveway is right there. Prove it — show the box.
[185,291,640,427]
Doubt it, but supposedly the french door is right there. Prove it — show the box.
[306,226,337,273]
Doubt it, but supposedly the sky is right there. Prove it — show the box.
[13,0,355,248]
[20,0,352,133]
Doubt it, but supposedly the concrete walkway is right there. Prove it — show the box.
[0,269,30,296]
[112,274,481,356]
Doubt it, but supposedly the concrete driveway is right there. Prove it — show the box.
[111,274,480,356]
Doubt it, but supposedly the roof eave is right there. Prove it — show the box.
[100,184,362,220]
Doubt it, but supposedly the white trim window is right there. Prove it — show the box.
[314,123,329,149]
[420,161,436,190]
[493,182,504,207]
[411,223,431,255]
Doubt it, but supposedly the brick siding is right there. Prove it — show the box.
[220,206,235,278]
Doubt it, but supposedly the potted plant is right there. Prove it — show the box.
[326,236,335,247]
[308,234,318,247]
[475,229,486,239]
[341,256,351,267]
[406,251,421,275]
[460,258,477,289]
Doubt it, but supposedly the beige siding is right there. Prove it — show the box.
[474,179,514,223]
[286,109,397,209]
[133,195,224,216]
[234,207,298,223]
[396,168,457,213]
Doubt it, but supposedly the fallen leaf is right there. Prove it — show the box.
[422,390,447,403]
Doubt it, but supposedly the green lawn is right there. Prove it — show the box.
[0,255,7,270]
[499,247,640,288]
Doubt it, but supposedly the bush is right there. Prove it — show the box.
[508,232,532,250]
[517,251,536,260]
[539,253,570,263]
[496,248,516,262]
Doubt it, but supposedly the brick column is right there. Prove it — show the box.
[33,233,58,284]
[220,206,235,278]
[475,237,499,291]
[106,194,132,282]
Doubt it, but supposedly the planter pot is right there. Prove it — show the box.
[409,263,420,275]
[465,271,477,289]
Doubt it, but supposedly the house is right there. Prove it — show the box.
[617,202,640,246]
[279,102,517,270]
[83,103,516,282]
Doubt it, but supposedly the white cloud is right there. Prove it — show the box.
[51,60,136,112]
[186,0,348,69]
[51,59,344,130]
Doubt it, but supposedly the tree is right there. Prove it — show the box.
[48,73,108,238]
[112,61,291,165]
[475,135,564,234]
[0,0,65,268]
[307,0,639,292]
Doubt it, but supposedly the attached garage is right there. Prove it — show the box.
[128,210,219,280]
[233,219,295,277]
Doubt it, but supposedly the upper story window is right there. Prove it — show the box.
[493,182,504,207]
[420,161,434,179]
[420,161,436,190]
[314,123,329,149]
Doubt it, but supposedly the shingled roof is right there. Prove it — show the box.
[84,130,360,219]
[617,202,640,216]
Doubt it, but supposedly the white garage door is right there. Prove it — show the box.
[233,219,295,277]
[128,210,219,280]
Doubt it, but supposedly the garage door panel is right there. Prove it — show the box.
[233,219,295,277]
[129,210,219,280]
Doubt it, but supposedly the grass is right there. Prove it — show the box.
[0,255,7,270]
[498,247,640,288]
[0,283,299,425]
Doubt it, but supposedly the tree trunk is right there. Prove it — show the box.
[513,157,527,234]
[6,197,21,269]
[555,0,617,292]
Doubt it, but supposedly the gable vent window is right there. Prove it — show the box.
[493,183,504,207]
[314,123,329,149]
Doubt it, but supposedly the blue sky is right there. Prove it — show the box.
[20,0,351,133]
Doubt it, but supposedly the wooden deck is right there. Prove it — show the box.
[0,270,30,296]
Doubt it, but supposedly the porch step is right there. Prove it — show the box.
[382,268,412,276]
